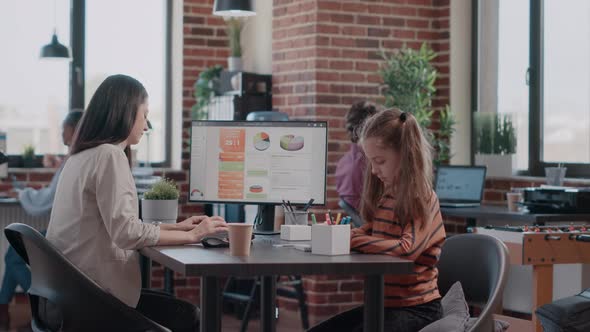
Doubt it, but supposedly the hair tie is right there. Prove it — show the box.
[399,112,407,123]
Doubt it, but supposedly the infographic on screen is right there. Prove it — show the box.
[189,122,327,205]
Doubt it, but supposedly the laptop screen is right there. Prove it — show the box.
[435,166,486,202]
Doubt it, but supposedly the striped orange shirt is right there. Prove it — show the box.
[350,191,446,308]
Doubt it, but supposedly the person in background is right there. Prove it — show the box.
[17,110,84,216]
[0,110,83,328]
[335,101,379,225]
[46,74,228,332]
[310,109,446,332]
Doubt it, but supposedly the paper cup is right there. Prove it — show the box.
[228,224,253,256]
[506,192,523,212]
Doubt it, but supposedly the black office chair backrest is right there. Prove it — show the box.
[4,223,169,332]
[438,233,509,332]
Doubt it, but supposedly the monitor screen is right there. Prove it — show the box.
[434,166,486,202]
[189,121,328,205]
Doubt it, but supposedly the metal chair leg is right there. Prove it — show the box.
[293,276,309,329]
[239,277,259,332]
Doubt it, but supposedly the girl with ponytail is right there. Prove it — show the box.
[310,108,446,332]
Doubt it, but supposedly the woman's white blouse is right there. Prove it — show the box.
[47,143,160,307]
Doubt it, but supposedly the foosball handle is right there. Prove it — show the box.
[575,235,590,243]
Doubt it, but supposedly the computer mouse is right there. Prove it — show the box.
[201,236,230,248]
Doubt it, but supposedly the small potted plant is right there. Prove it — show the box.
[22,144,36,168]
[141,178,180,224]
[474,112,517,177]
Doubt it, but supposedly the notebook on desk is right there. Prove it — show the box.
[435,166,486,207]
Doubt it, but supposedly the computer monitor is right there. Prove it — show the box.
[189,121,328,223]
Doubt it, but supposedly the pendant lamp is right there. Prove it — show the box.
[213,0,256,17]
[40,0,70,59]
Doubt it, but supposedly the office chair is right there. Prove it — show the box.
[4,223,170,332]
[437,233,510,332]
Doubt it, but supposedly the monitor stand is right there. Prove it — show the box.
[253,204,280,235]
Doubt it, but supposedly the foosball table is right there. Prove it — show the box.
[477,225,590,332]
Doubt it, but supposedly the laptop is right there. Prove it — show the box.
[435,166,486,207]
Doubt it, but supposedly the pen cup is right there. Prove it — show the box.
[228,224,254,256]
[311,224,350,256]
[545,167,567,186]
[284,210,309,226]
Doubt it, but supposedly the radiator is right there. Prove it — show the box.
[0,203,50,286]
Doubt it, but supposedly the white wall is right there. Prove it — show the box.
[241,0,273,74]
[171,0,183,169]
[450,0,472,165]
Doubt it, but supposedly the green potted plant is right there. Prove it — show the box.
[141,178,180,224]
[378,43,456,165]
[192,65,223,120]
[473,112,517,177]
[22,144,36,168]
[226,17,243,71]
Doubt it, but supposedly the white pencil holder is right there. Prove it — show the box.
[280,225,311,241]
[311,224,350,255]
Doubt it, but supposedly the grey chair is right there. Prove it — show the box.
[4,223,169,332]
[438,233,510,332]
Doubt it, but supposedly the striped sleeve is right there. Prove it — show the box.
[350,195,444,261]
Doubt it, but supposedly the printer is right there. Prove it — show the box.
[523,186,590,213]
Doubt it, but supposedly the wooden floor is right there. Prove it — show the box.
[0,295,312,332]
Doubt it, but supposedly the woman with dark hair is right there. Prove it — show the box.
[47,74,227,331]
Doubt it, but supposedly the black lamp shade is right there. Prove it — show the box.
[40,33,70,59]
[213,0,256,17]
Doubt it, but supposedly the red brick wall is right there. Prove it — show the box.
[272,0,451,320]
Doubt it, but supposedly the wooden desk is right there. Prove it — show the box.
[441,204,590,227]
[140,236,413,332]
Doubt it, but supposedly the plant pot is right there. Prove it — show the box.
[141,199,178,224]
[228,56,242,72]
[475,153,517,177]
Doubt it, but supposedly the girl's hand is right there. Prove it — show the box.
[189,217,228,243]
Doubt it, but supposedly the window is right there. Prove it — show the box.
[86,0,169,165]
[0,1,71,155]
[473,0,590,177]
[542,0,590,164]
[0,0,171,166]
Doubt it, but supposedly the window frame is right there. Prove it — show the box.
[7,0,172,168]
[471,0,590,178]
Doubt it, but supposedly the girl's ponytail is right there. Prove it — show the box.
[397,112,433,229]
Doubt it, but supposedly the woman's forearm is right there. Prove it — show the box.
[159,223,181,231]
[156,229,202,246]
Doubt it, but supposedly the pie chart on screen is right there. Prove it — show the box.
[253,132,270,151]
[280,135,304,151]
